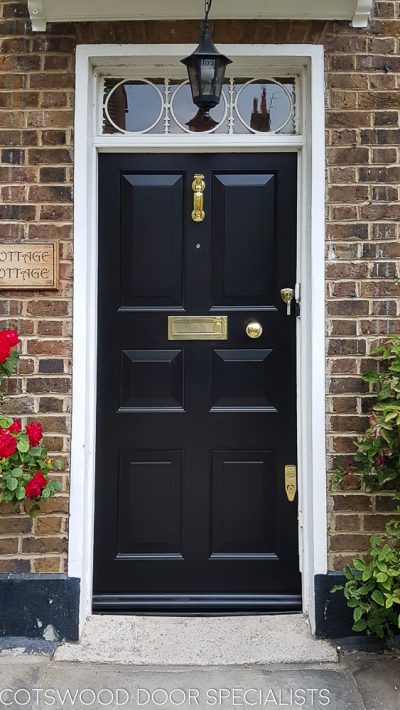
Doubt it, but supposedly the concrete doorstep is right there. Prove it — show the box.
[54,615,338,665]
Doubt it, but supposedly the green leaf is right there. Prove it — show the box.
[11,468,23,478]
[29,504,40,518]
[52,480,62,491]
[343,565,353,581]
[331,585,343,593]
[353,619,368,632]
[354,559,366,572]
[353,607,363,623]
[6,477,18,491]
[15,486,25,501]
[17,438,30,453]
[376,572,388,583]
[371,590,385,607]
[54,459,63,471]
[362,569,373,582]
[362,372,379,383]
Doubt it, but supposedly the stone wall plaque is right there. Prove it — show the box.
[0,242,59,290]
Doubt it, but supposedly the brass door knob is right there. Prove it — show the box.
[246,321,263,339]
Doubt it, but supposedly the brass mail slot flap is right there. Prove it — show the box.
[168,315,228,340]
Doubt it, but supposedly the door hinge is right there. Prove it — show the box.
[295,282,301,317]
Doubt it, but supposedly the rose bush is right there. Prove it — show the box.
[0,329,19,386]
[0,416,62,516]
[0,329,63,517]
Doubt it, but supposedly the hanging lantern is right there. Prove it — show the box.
[181,0,232,121]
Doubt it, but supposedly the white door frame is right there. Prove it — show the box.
[70,43,326,636]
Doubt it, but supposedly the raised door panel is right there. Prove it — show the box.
[211,450,277,557]
[119,349,184,411]
[117,450,183,558]
[212,173,276,308]
[120,174,184,308]
[212,348,276,411]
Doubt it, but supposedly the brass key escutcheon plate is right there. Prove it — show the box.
[285,465,297,502]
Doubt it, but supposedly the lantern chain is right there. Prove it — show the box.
[204,0,213,20]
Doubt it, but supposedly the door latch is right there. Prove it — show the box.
[280,288,294,315]
[280,284,301,317]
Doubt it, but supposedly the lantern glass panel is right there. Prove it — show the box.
[200,59,216,95]
[187,66,200,98]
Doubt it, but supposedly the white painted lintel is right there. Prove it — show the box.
[28,0,373,31]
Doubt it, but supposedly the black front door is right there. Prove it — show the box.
[93,152,300,612]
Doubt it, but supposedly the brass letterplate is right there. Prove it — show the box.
[168,315,228,340]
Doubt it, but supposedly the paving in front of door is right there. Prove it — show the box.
[0,616,399,709]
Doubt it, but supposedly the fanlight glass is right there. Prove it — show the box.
[102,77,297,136]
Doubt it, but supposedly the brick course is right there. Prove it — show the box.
[0,0,398,574]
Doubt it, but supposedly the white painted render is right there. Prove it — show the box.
[28,0,373,31]
[70,43,326,637]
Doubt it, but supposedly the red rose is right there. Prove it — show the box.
[25,422,43,448]
[1,330,19,347]
[0,430,17,458]
[0,341,10,363]
[7,418,21,435]
[25,471,47,499]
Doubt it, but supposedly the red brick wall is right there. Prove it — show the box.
[0,0,398,574]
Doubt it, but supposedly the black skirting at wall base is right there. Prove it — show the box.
[314,572,354,638]
[0,574,80,642]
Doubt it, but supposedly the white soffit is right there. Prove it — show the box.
[28,0,373,32]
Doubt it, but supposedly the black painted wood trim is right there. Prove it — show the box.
[314,572,354,638]
[0,574,80,641]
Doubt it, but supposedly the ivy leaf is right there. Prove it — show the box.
[354,559,366,572]
[371,590,385,607]
[353,619,368,632]
[343,565,353,581]
[376,572,388,583]
[362,372,379,383]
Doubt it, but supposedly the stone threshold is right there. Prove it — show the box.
[54,614,338,665]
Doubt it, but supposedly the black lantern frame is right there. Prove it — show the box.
[181,0,231,121]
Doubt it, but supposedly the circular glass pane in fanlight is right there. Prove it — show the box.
[170,81,227,134]
[105,80,164,134]
[235,79,294,134]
